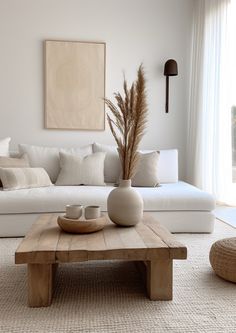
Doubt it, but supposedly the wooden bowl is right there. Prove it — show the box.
[57,214,107,234]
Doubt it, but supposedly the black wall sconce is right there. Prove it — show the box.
[164,59,178,113]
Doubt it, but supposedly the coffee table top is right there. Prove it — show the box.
[15,213,187,264]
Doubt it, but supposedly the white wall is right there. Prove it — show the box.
[0,0,193,179]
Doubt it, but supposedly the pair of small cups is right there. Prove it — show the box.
[65,204,101,220]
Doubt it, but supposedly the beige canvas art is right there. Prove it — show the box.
[45,40,105,130]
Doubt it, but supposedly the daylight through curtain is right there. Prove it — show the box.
[187,0,236,205]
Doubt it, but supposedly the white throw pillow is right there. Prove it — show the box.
[0,137,11,157]
[92,142,121,183]
[18,144,93,183]
[0,167,52,191]
[0,154,30,187]
[131,151,160,187]
[93,143,178,184]
[56,152,106,186]
[0,154,29,168]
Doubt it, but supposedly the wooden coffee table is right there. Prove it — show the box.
[15,213,187,307]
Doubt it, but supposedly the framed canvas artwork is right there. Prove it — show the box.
[44,40,105,130]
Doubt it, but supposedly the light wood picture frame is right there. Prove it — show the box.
[44,40,105,130]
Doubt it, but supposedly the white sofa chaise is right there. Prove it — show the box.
[0,146,215,237]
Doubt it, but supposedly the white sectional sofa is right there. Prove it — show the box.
[0,143,215,237]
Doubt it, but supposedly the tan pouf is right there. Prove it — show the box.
[209,237,236,283]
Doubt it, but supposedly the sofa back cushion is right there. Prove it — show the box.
[93,143,178,184]
[92,142,121,183]
[0,137,11,157]
[18,144,93,183]
[0,167,52,191]
[55,152,106,186]
[157,149,178,183]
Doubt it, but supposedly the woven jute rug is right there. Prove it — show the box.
[1,219,236,333]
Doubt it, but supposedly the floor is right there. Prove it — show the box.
[0,218,236,332]
[214,206,236,228]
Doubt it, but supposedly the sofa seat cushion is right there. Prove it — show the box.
[0,181,215,215]
[18,144,93,183]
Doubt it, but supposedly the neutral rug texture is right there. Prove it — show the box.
[1,220,236,333]
[214,206,236,228]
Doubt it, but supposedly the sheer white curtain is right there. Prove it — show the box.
[187,0,236,205]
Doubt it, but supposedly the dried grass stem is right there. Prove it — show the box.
[105,64,148,180]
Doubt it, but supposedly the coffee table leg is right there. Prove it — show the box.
[28,263,57,307]
[146,259,173,300]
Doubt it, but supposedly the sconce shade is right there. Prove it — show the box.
[164,59,178,113]
[164,59,178,76]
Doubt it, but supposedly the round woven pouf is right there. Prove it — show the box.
[209,237,236,283]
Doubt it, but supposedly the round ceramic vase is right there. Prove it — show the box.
[107,179,143,226]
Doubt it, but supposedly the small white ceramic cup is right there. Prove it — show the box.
[65,205,83,219]
[85,206,101,220]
